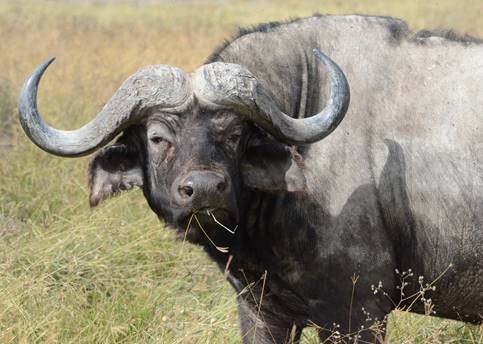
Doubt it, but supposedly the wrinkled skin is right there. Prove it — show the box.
[88,104,306,245]
[21,14,483,344]
[87,102,316,343]
[142,109,245,237]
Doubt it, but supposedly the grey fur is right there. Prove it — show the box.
[207,14,481,62]
[209,14,482,341]
[18,14,483,343]
[413,29,483,44]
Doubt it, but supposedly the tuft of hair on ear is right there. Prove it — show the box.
[241,141,307,193]
[87,146,119,208]
[87,143,143,208]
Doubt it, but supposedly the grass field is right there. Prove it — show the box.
[0,0,482,342]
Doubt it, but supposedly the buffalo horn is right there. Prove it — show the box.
[193,48,350,145]
[18,58,190,157]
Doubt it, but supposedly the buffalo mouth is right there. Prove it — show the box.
[175,207,238,243]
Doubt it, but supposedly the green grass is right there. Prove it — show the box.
[1,0,482,342]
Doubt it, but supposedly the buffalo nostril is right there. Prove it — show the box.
[217,181,227,192]
[179,184,194,198]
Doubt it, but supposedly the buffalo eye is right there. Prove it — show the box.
[147,120,175,148]
[223,131,242,153]
[148,136,172,156]
[148,135,172,165]
[150,136,166,145]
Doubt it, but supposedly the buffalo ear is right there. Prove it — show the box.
[87,142,144,207]
[241,144,306,192]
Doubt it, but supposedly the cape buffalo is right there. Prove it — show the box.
[19,14,482,343]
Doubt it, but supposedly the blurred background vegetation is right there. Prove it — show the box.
[0,0,482,342]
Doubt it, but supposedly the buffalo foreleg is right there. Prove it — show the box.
[237,295,303,344]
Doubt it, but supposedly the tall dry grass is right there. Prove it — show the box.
[0,0,482,342]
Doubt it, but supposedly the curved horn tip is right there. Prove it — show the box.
[312,48,325,59]
[34,57,56,77]
[18,57,56,114]
[44,56,56,66]
[312,48,339,69]
[313,48,336,64]
[19,57,56,101]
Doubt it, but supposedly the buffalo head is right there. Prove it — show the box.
[18,49,349,243]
